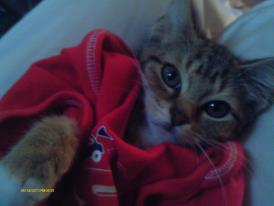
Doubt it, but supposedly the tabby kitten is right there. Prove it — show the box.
[127,0,274,148]
[0,0,274,205]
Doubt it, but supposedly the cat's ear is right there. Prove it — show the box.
[149,0,198,45]
[240,57,274,114]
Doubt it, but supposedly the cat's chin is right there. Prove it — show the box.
[140,121,201,149]
[139,122,177,148]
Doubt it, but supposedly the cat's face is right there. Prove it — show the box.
[142,43,242,146]
[139,0,274,147]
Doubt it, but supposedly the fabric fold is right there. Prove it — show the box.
[0,29,245,206]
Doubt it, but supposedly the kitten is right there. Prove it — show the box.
[126,0,274,148]
[0,0,273,205]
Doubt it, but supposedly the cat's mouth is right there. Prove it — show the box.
[152,121,184,140]
[152,121,173,132]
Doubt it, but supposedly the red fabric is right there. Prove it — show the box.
[0,30,245,206]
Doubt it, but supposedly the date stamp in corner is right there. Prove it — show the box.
[20,188,55,193]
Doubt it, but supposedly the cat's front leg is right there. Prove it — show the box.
[0,116,80,206]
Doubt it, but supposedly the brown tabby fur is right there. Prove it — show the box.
[127,0,274,148]
[1,0,273,205]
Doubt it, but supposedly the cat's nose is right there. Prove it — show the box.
[170,108,189,126]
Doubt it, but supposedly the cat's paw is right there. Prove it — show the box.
[0,116,80,206]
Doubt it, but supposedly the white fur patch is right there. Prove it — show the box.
[139,122,176,148]
[0,164,32,206]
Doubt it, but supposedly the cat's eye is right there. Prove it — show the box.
[161,65,181,91]
[203,101,231,118]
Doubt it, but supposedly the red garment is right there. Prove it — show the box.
[0,30,245,206]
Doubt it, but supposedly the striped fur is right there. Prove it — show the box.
[128,0,274,148]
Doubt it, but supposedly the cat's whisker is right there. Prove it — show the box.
[192,132,254,176]
[195,141,228,206]
[195,134,246,159]
[188,142,200,166]
[191,132,226,151]
[201,137,251,164]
